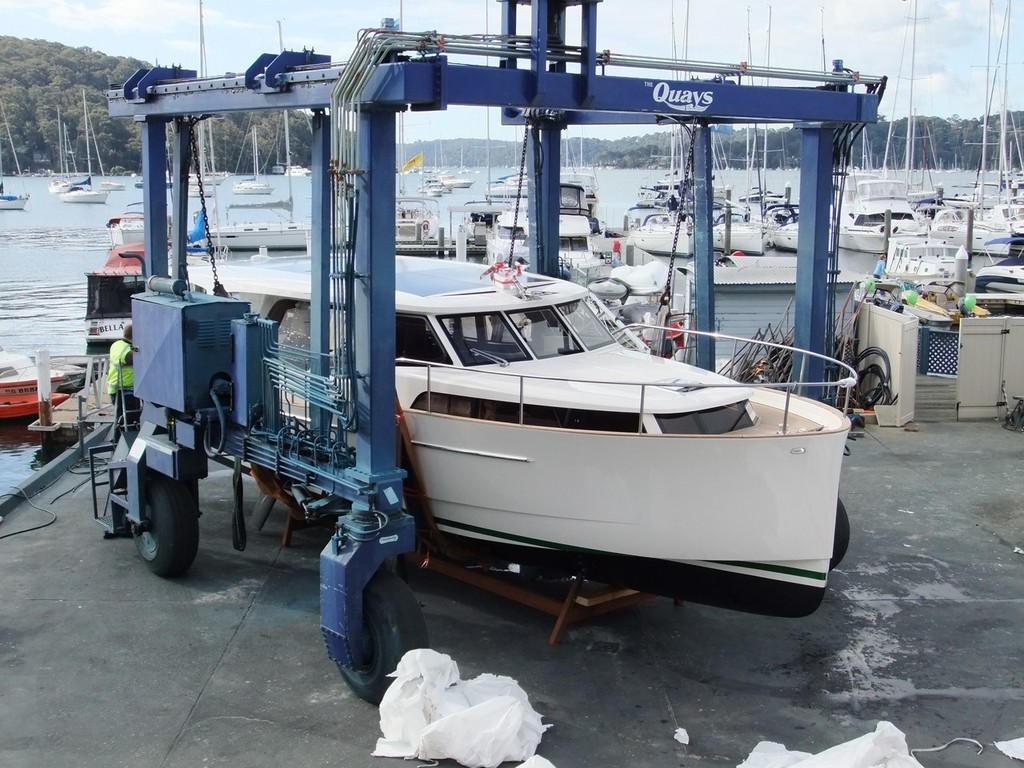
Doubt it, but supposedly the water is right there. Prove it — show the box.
[0,166,980,487]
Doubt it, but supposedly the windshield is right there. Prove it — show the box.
[438,312,531,366]
[558,298,617,350]
[507,307,582,359]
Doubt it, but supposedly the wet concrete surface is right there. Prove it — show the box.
[1,419,1022,768]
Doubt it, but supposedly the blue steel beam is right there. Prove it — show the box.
[350,108,406,511]
[139,117,169,280]
[109,59,879,126]
[531,124,565,277]
[794,125,836,395]
[309,110,332,435]
[691,125,716,370]
[169,120,191,283]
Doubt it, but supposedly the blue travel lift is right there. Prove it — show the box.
[102,0,882,703]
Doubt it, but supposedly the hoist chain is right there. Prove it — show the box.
[507,125,531,267]
[188,117,227,297]
[661,124,697,308]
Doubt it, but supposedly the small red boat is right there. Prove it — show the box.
[0,392,72,420]
[0,346,72,421]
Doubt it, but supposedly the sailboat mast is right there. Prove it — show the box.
[980,0,993,210]
[278,19,295,207]
[1,100,24,176]
[999,0,1011,204]
[903,0,917,186]
[82,89,93,177]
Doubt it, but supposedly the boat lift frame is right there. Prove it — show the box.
[108,0,881,701]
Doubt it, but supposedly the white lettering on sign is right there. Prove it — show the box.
[651,81,714,113]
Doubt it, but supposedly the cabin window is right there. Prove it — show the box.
[498,226,527,242]
[654,402,754,435]
[86,275,145,319]
[559,236,590,253]
[396,314,451,365]
[410,392,642,433]
[507,307,582,359]
[558,299,616,350]
[438,312,531,366]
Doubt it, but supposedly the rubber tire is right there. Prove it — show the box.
[134,473,200,577]
[338,569,429,705]
[829,499,850,571]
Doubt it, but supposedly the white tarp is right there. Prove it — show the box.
[373,649,550,768]
[738,722,925,768]
[996,737,1024,760]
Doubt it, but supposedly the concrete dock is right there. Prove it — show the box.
[1,417,1022,768]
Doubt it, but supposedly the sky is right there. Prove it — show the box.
[1,0,1017,144]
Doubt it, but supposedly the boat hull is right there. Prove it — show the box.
[207,222,310,251]
[0,392,71,420]
[0,196,29,211]
[403,396,847,614]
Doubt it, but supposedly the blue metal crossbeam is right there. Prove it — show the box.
[110,58,879,125]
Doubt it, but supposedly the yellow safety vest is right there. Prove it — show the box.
[107,338,135,395]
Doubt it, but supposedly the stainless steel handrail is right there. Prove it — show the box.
[396,327,857,434]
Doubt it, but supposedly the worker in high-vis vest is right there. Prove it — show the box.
[107,322,139,429]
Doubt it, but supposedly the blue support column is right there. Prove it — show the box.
[531,123,564,277]
[310,110,332,434]
[530,0,550,99]
[140,117,169,280]
[692,124,716,370]
[579,0,598,106]
[168,119,191,283]
[500,0,518,68]
[794,124,835,393]
[353,109,401,496]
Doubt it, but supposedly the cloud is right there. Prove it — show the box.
[44,0,194,33]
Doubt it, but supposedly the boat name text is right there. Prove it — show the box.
[651,82,714,113]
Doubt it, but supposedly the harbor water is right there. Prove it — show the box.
[0,166,981,487]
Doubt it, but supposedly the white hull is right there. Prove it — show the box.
[626,228,693,257]
[0,195,28,211]
[85,317,129,343]
[232,182,274,195]
[402,393,846,567]
[714,222,766,255]
[208,222,310,251]
[975,261,1024,293]
[60,188,109,204]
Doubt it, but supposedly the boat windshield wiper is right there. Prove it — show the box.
[470,348,510,367]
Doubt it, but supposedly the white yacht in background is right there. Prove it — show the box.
[486,183,610,281]
[837,173,920,252]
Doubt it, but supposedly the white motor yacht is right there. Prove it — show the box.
[186,255,855,618]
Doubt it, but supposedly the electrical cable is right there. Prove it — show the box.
[854,346,893,409]
[0,486,58,540]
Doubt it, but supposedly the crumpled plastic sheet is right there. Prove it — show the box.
[737,722,925,768]
[996,737,1024,760]
[373,648,551,768]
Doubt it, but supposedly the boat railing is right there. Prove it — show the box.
[399,327,857,436]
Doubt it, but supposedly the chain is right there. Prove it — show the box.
[188,117,227,297]
[507,125,530,267]
[661,124,696,308]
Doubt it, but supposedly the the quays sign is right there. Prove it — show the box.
[651,82,714,113]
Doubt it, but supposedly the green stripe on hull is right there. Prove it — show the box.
[434,517,828,582]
